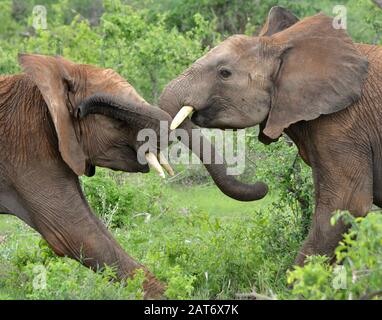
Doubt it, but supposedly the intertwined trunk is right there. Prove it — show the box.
[159,77,268,201]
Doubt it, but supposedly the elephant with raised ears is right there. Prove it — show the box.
[0,54,177,298]
[159,7,382,265]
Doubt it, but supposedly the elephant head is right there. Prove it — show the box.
[160,7,368,171]
[19,54,173,178]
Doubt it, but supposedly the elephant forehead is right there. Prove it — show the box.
[83,67,149,106]
[224,34,253,50]
[196,35,254,65]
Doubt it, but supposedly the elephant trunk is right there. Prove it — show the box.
[159,80,268,201]
[76,93,172,136]
[76,93,176,178]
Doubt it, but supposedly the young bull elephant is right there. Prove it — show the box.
[0,54,177,298]
[159,7,381,266]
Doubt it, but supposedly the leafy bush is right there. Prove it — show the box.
[0,178,305,299]
[287,212,382,300]
[113,197,305,299]
[81,169,170,228]
[0,233,145,299]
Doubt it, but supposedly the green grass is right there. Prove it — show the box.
[164,184,275,220]
[0,180,294,300]
[2,177,382,300]
[0,214,22,233]
[0,215,39,299]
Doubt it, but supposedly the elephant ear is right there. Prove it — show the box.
[262,13,369,139]
[19,54,87,175]
[258,6,299,36]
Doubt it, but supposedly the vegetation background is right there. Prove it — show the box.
[0,0,382,300]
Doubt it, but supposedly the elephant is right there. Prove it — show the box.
[158,6,381,266]
[0,54,181,298]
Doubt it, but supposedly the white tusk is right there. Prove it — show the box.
[145,152,165,178]
[170,106,194,130]
[158,152,174,176]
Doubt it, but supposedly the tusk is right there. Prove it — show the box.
[158,152,174,176]
[170,106,194,130]
[145,152,165,178]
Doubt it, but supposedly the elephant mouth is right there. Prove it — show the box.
[100,145,150,174]
[190,103,223,128]
[191,110,210,127]
[191,108,239,130]
[124,162,150,174]
[130,146,150,173]
[129,145,174,178]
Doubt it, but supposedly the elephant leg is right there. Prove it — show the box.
[13,169,164,299]
[295,158,373,266]
[0,186,36,227]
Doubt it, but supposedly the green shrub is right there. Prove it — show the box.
[0,233,145,300]
[81,169,170,227]
[113,201,304,299]
[287,212,382,300]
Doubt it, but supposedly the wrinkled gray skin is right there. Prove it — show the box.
[159,7,381,265]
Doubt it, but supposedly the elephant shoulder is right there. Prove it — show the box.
[355,44,382,96]
[356,44,382,65]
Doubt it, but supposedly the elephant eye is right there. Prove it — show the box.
[219,68,232,79]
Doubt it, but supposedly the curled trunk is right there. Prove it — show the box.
[77,93,171,135]
[183,120,268,201]
[159,82,268,201]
